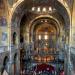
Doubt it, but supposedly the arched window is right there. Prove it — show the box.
[2,56,9,75]
[13,32,17,45]
[20,34,24,43]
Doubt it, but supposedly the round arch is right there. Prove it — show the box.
[13,32,17,45]
[29,16,63,42]
[1,56,9,75]
[9,1,71,75]
[10,0,70,28]
[10,0,70,47]
[9,0,70,22]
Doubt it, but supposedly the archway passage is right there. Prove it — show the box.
[10,0,70,75]
[2,56,9,75]
[32,18,58,54]
[20,16,64,75]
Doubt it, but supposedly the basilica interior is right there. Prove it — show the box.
[0,0,75,75]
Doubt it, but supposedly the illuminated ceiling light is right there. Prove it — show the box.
[43,7,46,12]
[45,20,47,22]
[39,35,41,40]
[44,35,48,40]
[46,43,48,46]
[32,7,35,11]
[37,7,41,12]
[41,20,43,22]
[49,7,52,12]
